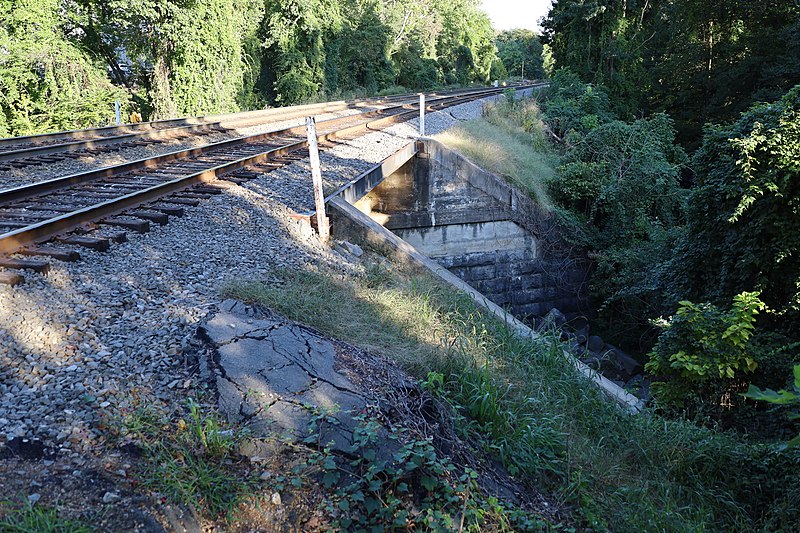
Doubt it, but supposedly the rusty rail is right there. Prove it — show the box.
[0,85,538,258]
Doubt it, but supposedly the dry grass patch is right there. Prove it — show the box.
[436,97,557,211]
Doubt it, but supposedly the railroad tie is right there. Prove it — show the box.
[193,185,226,194]
[101,217,151,233]
[104,231,128,244]
[0,270,24,286]
[131,210,169,225]
[18,246,80,262]
[0,257,50,274]
[151,205,184,217]
[221,176,249,185]
[161,197,201,207]
[56,235,111,252]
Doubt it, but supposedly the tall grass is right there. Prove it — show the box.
[435,96,557,211]
[224,264,800,531]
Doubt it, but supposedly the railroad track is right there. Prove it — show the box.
[0,85,527,170]
[0,84,541,285]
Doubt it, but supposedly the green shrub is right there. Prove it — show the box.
[541,69,614,138]
[549,113,686,241]
[646,292,765,411]
[544,97,687,351]
[678,85,800,334]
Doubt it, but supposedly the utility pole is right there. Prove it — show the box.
[521,60,525,81]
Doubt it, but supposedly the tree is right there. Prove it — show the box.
[1,0,505,132]
[677,85,800,333]
[432,0,497,85]
[541,0,800,143]
[0,0,129,136]
[65,0,264,118]
[496,29,544,80]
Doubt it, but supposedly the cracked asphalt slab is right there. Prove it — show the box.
[199,300,377,455]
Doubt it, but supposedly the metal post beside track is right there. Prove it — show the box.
[419,93,425,136]
[305,116,330,242]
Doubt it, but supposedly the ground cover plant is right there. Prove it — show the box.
[284,410,550,531]
[0,500,92,533]
[225,259,800,530]
[114,396,258,521]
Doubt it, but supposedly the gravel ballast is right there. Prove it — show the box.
[0,93,507,454]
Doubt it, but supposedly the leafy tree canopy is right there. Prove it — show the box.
[1,0,514,133]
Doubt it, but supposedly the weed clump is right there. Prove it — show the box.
[118,399,253,520]
[0,501,92,533]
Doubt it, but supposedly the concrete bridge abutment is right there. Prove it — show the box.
[353,139,589,326]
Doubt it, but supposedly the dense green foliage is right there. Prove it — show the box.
[679,86,800,330]
[1,0,550,134]
[540,72,687,346]
[646,292,764,412]
[0,0,130,135]
[542,0,800,144]
[539,63,800,447]
[496,29,545,80]
[259,0,502,103]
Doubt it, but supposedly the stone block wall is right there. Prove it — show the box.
[438,249,589,322]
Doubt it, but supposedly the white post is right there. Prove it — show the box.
[305,116,329,242]
[114,100,121,125]
[419,93,425,137]
[494,80,499,88]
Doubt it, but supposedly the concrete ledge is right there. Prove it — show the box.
[329,196,643,413]
[298,141,418,219]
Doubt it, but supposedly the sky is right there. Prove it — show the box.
[480,0,553,32]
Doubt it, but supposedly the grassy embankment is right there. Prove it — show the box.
[436,93,557,212]
[227,263,797,531]
[225,94,799,530]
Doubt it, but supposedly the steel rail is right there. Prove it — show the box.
[0,83,529,148]
[0,123,226,162]
[0,85,537,255]
[0,85,522,206]
[0,84,535,163]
